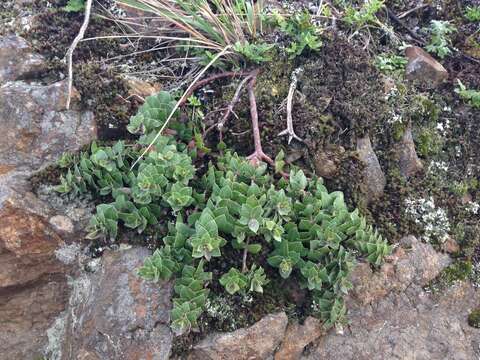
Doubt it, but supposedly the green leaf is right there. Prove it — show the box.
[63,0,85,12]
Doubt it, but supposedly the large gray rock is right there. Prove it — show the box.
[356,136,386,203]
[0,80,96,171]
[0,36,97,359]
[347,235,450,306]
[304,282,480,360]
[189,312,288,360]
[303,236,480,360]
[0,35,46,84]
[0,171,73,360]
[53,247,174,360]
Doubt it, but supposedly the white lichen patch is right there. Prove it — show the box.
[44,312,67,360]
[205,297,233,323]
[404,197,451,243]
[465,201,480,215]
[54,242,81,265]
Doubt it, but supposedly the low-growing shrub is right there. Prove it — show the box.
[57,90,391,335]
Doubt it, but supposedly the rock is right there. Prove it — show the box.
[55,247,173,360]
[348,235,450,306]
[405,46,449,88]
[303,236,479,360]
[314,146,344,179]
[275,317,323,360]
[0,35,47,84]
[189,312,288,360]
[125,77,161,98]
[0,172,71,360]
[382,75,396,95]
[356,136,386,203]
[395,125,423,178]
[0,76,96,358]
[0,80,96,170]
[49,215,75,234]
[304,282,480,360]
[441,237,460,254]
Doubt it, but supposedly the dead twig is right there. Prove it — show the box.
[398,4,429,19]
[66,0,93,110]
[385,6,426,45]
[217,73,253,133]
[279,67,304,144]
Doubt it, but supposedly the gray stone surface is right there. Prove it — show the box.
[189,312,288,360]
[0,80,96,170]
[0,34,97,359]
[304,282,479,360]
[0,171,72,360]
[0,35,46,84]
[396,125,423,178]
[356,136,386,203]
[302,237,479,360]
[55,247,174,360]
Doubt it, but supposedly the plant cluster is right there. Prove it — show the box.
[375,54,407,73]
[455,80,480,109]
[343,0,385,29]
[117,0,323,64]
[118,0,272,65]
[425,20,457,59]
[469,308,480,328]
[58,89,390,336]
[56,91,196,240]
[465,6,480,22]
[272,10,322,58]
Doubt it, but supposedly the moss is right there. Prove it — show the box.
[426,260,473,293]
[468,308,480,328]
[415,127,444,157]
[392,121,408,142]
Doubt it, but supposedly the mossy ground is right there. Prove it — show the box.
[14,0,480,354]
[468,308,480,328]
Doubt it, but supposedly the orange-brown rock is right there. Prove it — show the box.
[275,317,324,360]
[0,173,70,359]
[405,46,449,88]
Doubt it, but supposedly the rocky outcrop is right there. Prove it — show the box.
[54,247,173,360]
[0,33,97,359]
[125,76,162,98]
[189,312,288,360]
[304,282,479,360]
[405,46,449,88]
[356,136,386,203]
[313,146,344,179]
[275,317,323,360]
[0,172,76,359]
[303,236,479,360]
[0,80,95,171]
[347,235,450,306]
[0,35,46,84]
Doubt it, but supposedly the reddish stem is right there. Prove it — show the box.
[179,71,247,106]
[246,70,274,167]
